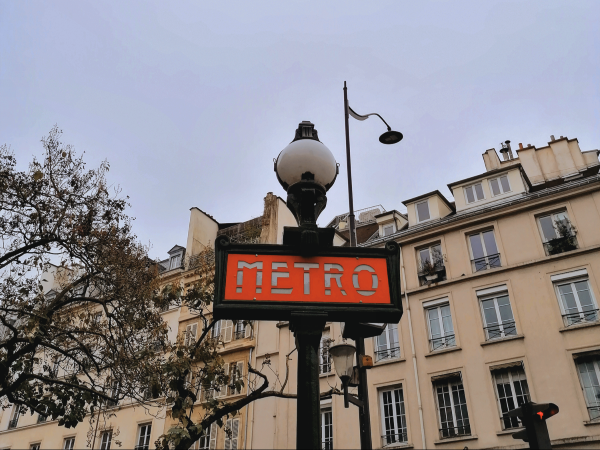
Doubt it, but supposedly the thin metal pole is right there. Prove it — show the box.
[343,81,357,248]
[343,81,372,450]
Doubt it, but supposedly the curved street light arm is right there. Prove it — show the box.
[348,106,392,131]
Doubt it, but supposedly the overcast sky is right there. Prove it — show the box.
[2,1,599,259]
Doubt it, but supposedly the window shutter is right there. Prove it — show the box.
[231,419,239,450]
[191,323,198,343]
[209,423,217,450]
[236,362,244,395]
[219,364,229,398]
[224,419,232,450]
[222,320,233,342]
[244,321,252,338]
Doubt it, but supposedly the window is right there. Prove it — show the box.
[319,332,332,374]
[100,430,112,450]
[417,243,446,286]
[37,405,48,423]
[575,356,600,420]
[8,404,21,429]
[469,230,501,272]
[538,211,578,255]
[212,319,222,339]
[374,324,400,362]
[93,311,102,324]
[383,224,395,237]
[30,445,40,450]
[233,320,253,340]
[426,303,455,351]
[136,423,152,450]
[197,423,217,450]
[228,361,244,396]
[434,376,470,439]
[184,323,198,346]
[169,253,182,270]
[224,418,239,450]
[489,175,511,196]
[479,291,516,340]
[321,407,333,450]
[416,200,430,222]
[464,182,485,203]
[492,366,530,429]
[380,387,407,447]
[105,379,119,407]
[63,438,75,450]
[555,278,598,327]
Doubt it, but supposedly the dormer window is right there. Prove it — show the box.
[489,175,511,196]
[169,253,182,270]
[416,200,430,222]
[464,183,485,204]
[383,224,395,236]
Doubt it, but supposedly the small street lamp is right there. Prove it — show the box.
[329,341,365,409]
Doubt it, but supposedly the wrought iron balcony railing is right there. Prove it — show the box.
[543,234,578,256]
[418,265,447,286]
[429,334,456,352]
[471,253,501,272]
[563,309,599,327]
[483,321,517,340]
[374,347,401,362]
[381,432,408,447]
[439,424,471,439]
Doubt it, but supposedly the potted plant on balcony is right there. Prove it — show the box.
[547,218,578,255]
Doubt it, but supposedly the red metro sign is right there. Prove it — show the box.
[213,237,402,322]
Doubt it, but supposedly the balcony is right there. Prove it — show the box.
[439,424,471,439]
[483,321,516,340]
[471,253,501,272]
[381,432,407,448]
[418,264,447,286]
[588,406,600,420]
[429,334,456,352]
[563,309,599,327]
[374,347,400,363]
[544,234,578,256]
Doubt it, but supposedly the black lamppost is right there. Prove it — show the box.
[342,81,403,450]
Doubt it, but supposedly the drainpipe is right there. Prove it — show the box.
[400,247,426,448]
[243,346,253,449]
[243,319,259,449]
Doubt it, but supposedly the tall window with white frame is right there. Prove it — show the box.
[100,430,112,450]
[554,277,598,327]
[374,324,400,362]
[575,355,600,421]
[489,174,511,196]
[417,243,446,286]
[197,423,217,450]
[30,444,40,450]
[538,211,578,256]
[434,375,471,439]
[479,290,517,340]
[319,332,332,374]
[468,230,501,272]
[136,423,152,450]
[426,302,455,352]
[492,365,530,429]
[224,418,240,450]
[8,404,21,429]
[464,182,485,204]
[63,437,75,450]
[228,361,244,396]
[320,406,333,450]
[380,386,407,447]
[416,200,430,223]
[382,223,395,237]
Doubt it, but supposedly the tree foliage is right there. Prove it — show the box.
[0,127,167,427]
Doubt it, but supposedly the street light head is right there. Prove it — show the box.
[379,130,403,145]
[329,341,356,380]
[275,122,338,192]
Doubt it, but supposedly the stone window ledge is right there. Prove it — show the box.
[559,321,600,333]
[481,334,524,347]
[425,347,462,358]
[433,434,477,445]
[497,427,523,435]
[374,358,406,367]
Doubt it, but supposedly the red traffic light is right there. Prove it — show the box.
[531,402,559,420]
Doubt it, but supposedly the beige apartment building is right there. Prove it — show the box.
[2,134,600,450]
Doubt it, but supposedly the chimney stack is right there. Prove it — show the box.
[550,135,555,141]
[519,143,523,149]
[499,140,514,161]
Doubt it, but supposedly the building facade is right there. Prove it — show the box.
[2,135,600,449]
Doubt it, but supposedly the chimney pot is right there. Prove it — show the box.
[519,143,523,149]
[560,136,564,139]
[550,135,555,141]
